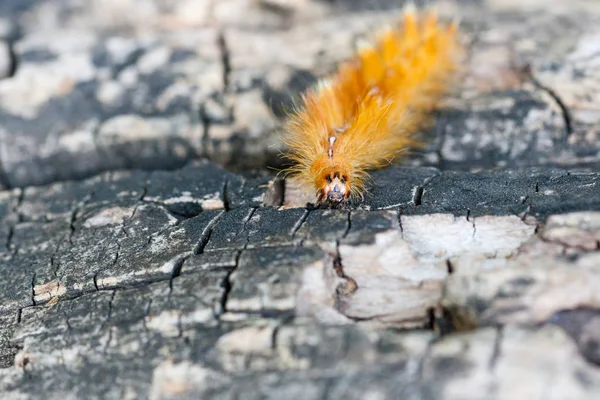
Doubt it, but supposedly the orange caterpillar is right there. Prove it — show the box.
[280,8,462,204]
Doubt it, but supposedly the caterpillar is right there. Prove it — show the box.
[279,7,462,204]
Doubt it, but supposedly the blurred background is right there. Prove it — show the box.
[0,0,599,189]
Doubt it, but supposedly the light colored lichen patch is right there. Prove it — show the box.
[295,259,352,324]
[443,212,600,326]
[146,310,181,337]
[98,115,173,143]
[96,276,124,289]
[316,214,539,328]
[336,230,447,328]
[83,207,134,228]
[543,211,600,250]
[33,281,67,303]
[150,360,229,400]
[402,214,535,261]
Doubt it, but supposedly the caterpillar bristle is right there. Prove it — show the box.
[280,8,463,205]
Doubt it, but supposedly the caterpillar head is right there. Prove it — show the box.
[317,169,350,204]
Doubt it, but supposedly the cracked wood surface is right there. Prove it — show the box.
[1,0,600,399]
[0,160,599,398]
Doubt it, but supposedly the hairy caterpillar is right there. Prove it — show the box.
[279,7,462,204]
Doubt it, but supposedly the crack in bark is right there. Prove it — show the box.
[139,178,149,202]
[106,291,116,323]
[242,207,258,232]
[270,323,281,351]
[216,209,255,319]
[430,306,456,336]
[222,180,231,212]
[67,193,94,246]
[290,208,311,239]
[176,312,184,338]
[525,65,573,141]
[342,211,352,239]
[465,209,477,238]
[193,211,224,256]
[112,242,121,269]
[217,31,231,92]
[30,273,36,307]
[519,204,532,222]
[329,211,357,309]
[412,186,424,206]
[199,102,211,161]
[446,259,454,275]
[167,257,189,296]
[4,39,17,79]
[141,199,203,220]
[516,181,540,222]
[489,326,504,371]
[169,211,224,294]
[411,170,439,209]
[98,291,117,355]
[49,233,68,280]
[333,240,358,309]
[397,209,404,239]
[65,314,74,333]
[217,249,241,318]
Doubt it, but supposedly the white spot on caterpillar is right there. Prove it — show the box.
[368,86,381,97]
[328,148,333,158]
[335,124,349,133]
[329,136,337,145]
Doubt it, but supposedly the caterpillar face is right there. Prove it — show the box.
[317,171,350,204]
